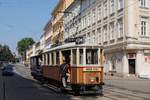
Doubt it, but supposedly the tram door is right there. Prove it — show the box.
[62,50,71,64]
[128,59,135,74]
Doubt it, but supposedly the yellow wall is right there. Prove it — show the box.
[51,0,74,44]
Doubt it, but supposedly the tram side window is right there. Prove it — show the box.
[51,53,54,65]
[79,49,83,65]
[47,53,50,65]
[44,54,46,65]
[56,52,60,64]
[72,49,77,65]
[86,49,98,64]
[34,58,37,65]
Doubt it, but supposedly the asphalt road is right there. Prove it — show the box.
[0,64,150,100]
[1,70,71,100]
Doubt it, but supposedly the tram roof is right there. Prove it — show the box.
[43,42,102,53]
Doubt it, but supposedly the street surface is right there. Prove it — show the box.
[0,64,150,100]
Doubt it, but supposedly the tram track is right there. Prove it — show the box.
[103,86,150,100]
[36,81,150,100]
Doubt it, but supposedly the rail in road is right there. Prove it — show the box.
[103,86,150,100]
[39,82,150,100]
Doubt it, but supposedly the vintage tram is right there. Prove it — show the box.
[30,42,104,94]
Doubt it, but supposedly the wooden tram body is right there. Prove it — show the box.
[31,43,104,94]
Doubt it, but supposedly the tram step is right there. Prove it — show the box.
[65,86,72,91]
[43,84,61,92]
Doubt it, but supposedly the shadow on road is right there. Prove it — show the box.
[0,71,71,100]
[0,70,103,100]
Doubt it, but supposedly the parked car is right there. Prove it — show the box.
[2,64,14,76]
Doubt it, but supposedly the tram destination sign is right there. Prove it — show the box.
[83,67,101,72]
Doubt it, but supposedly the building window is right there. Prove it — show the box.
[117,18,123,38]
[92,30,96,43]
[140,17,149,36]
[92,9,96,23]
[103,1,108,18]
[110,0,115,14]
[86,32,90,43]
[139,0,149,8]
[118,0,124,10]
[110,22,115,40]
[97,28,101,44]
[84,15,87,28]
[87,12,91,26]
[97,5,102,21]
[103,26,107,42]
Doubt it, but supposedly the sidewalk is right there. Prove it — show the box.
[104,75,150,94]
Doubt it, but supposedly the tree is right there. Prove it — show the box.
[17,37,35,60]
[0,45,15,62]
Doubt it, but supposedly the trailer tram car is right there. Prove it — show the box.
[31,43,104,94]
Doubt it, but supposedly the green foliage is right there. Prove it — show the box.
[17,37,35,57]
[0,44,15,62]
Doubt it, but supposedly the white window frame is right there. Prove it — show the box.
[110,22,115,40]
[117,18,123,38]
[97,5,102,21]
[103,1,108,18]
[110,0,115,14]
[92,30,96,43]
[103,26,107,42]
[140,17,149,36]
[118,0,124,10]
[139,0,149,8]
[97,28,101,44]
[92,9,96,23]
[88,12,91,26]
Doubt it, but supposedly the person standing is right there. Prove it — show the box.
[59,60,70,88]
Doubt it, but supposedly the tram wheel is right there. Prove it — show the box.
[71,85,80,96]
[96,85,103,95]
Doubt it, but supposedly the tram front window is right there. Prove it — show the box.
[86,49,98,65]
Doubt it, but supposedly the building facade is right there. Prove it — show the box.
[43,20,53,49]
[51,0,74,44]
[64,0,150,76]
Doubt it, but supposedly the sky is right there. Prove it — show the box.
[0,0,59,53]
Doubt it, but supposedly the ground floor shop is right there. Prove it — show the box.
[104,49,150,77]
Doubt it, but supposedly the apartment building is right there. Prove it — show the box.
[43,20,53,49]
[64,0,150,76]
[26,43,36,66]
[51,0,74,44]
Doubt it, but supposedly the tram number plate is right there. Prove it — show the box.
[83,68,101,72]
